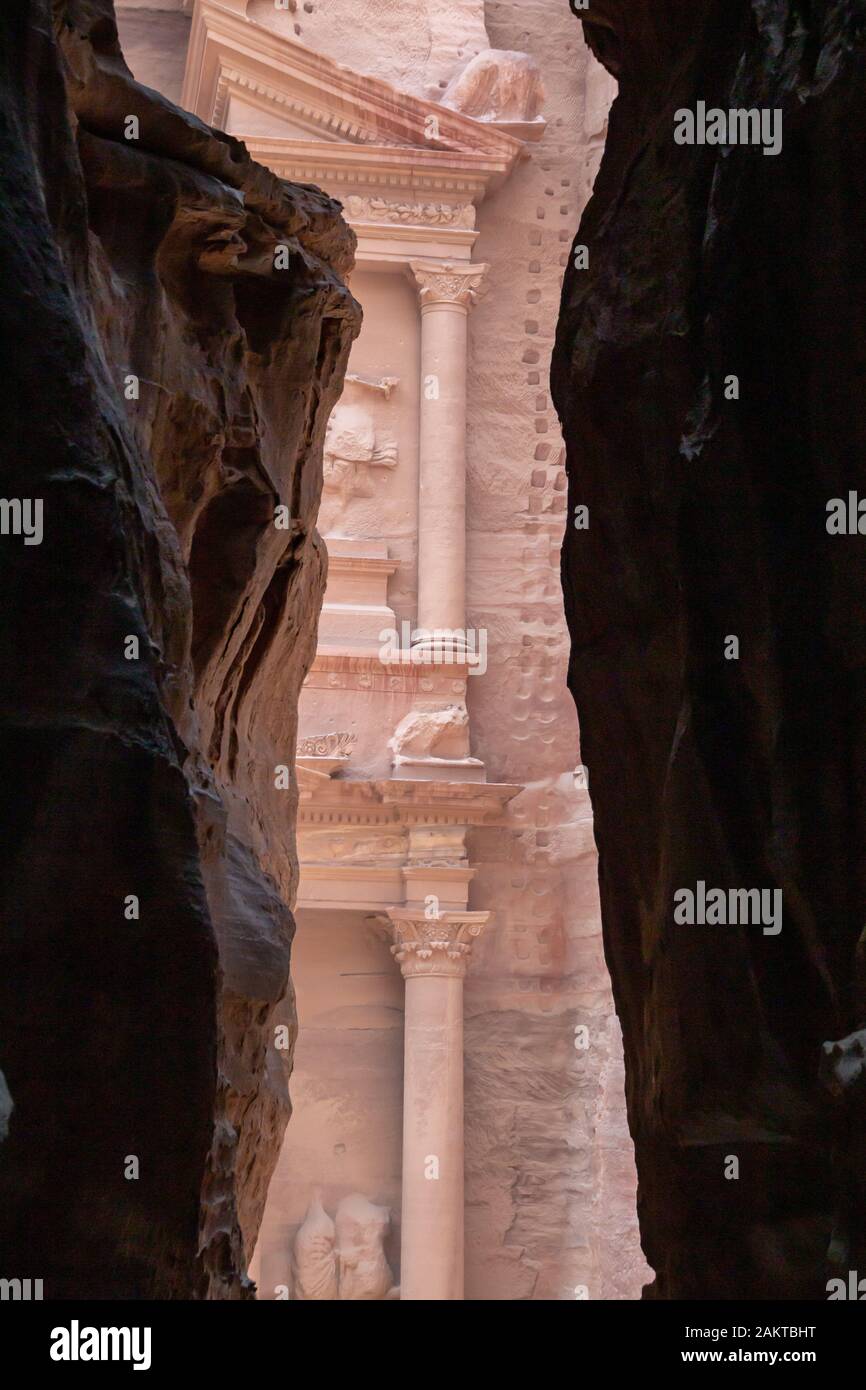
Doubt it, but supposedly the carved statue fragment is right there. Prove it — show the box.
[290,1194,338,1301]
[335,1194,400,1301]
[290,1192,399,1300]
[323,397,398,505]
[441,49,545,124]
[388,703,471,765]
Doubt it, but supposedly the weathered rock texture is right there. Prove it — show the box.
[0,0,357,1297]
[553,0,866,1298]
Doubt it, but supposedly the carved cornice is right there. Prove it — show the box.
[215,68,380,144]
[240,139,496,202]
[408,259,489,309]
[387,909,491,979]
[321,552,401,580]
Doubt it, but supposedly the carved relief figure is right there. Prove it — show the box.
[335,1194,399,1301]
[322,376,400,507]
[290,1192,399,1300]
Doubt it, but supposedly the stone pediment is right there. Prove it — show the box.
[182,0,527,175]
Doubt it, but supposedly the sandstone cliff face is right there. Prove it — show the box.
[0,0,357,1297]
[552,0,866,1298]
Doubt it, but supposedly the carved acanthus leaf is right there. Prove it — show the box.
[297,731,356,758]
[387,910,490,978]
[408,259,489,308]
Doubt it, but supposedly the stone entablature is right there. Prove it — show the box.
[298,776,519,824]
[296,778,518,913]
[241,139,496,204]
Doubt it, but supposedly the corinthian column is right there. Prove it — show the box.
[387,907,490,1300]
[407,260,488,661]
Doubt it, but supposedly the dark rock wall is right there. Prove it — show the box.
[553,0,866,1298]
[0,0,358,1297]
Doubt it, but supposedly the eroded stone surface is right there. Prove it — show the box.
[553,0,866,1299]
[247,0,490,101]
[0,0,357,1297]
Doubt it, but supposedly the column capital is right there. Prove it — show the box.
[387,908,491,979]
[407,260,489,310]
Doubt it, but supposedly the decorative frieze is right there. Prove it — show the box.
[304,655,468,696]
[344,196,476,229]
[297,777,519,828]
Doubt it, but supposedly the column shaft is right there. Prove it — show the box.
[408,261,488,653]
[417,301,469,637]
[400,973,465,1300]
[388,908,490,1301]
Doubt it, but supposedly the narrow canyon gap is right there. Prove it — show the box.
[552,0,866,1298]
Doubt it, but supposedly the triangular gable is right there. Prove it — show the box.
[183,0,525,167]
